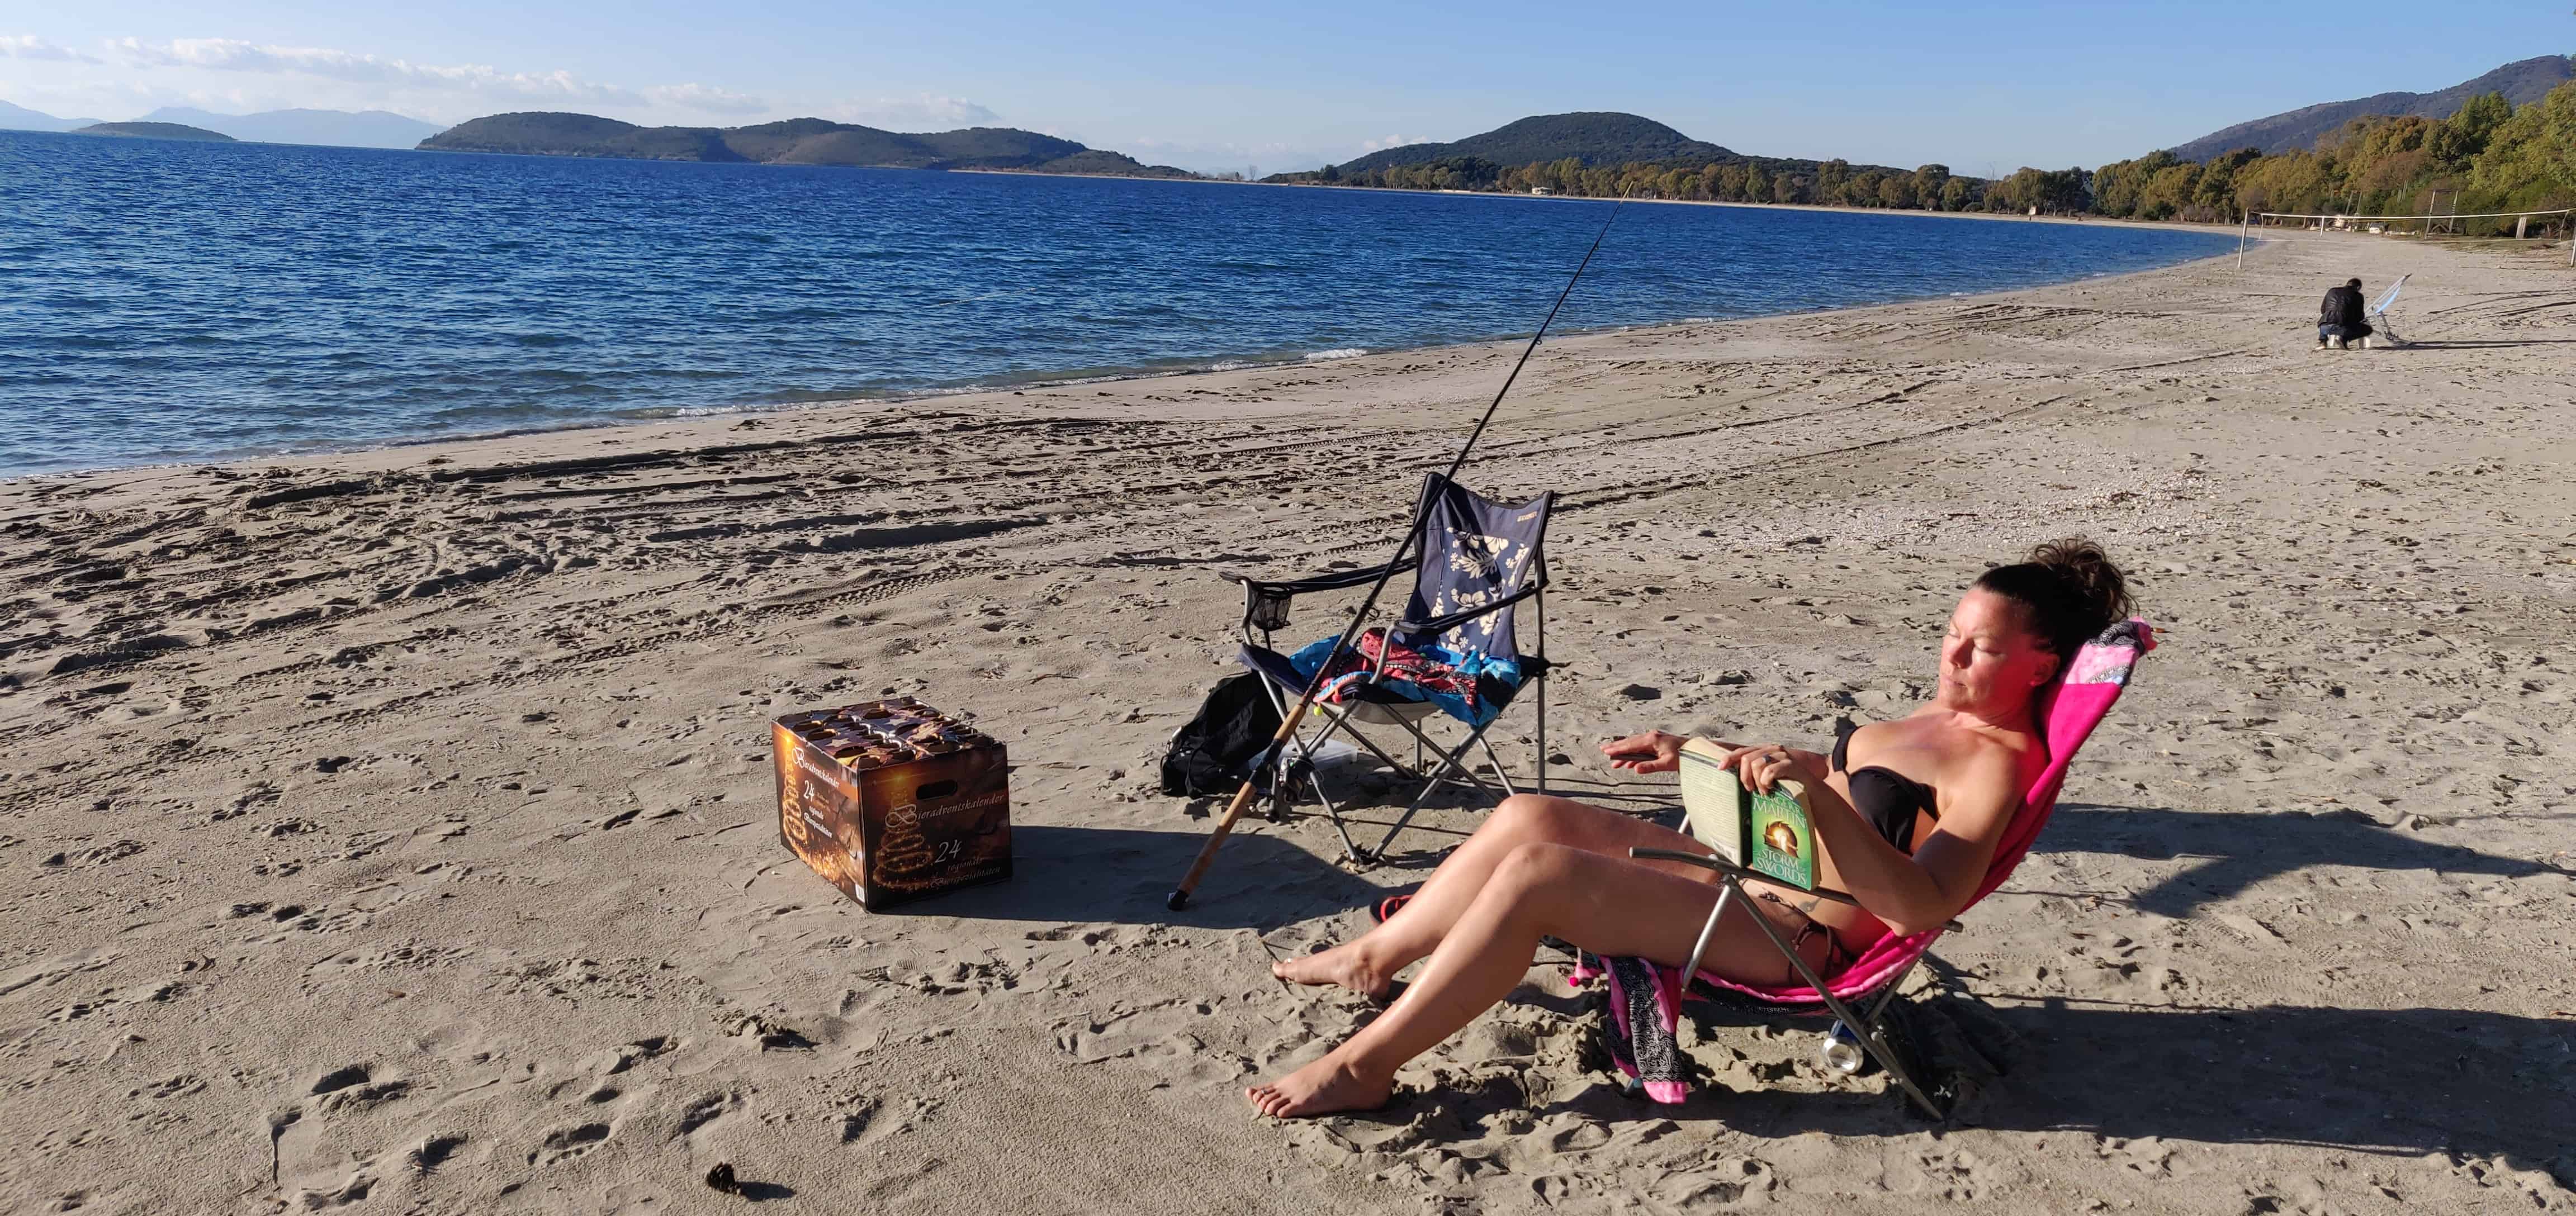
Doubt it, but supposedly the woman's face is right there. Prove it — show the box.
[1935,588,2060,712]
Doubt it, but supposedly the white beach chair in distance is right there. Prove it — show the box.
[2366,274,2409,348]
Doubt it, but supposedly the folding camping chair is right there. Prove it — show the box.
[1229,473,1555,863]
[1606,618,2156,1118]
[2366,274,2410,346]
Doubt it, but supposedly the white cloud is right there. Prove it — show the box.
[821,93,999,130]
[646,82,768,115]
[2,34,99,63]
[107,37,646,107]
[1360,134,1432,153]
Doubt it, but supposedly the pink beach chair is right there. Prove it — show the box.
[1607,618,2156,1118]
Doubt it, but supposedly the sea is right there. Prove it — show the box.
[0,130,2237,477]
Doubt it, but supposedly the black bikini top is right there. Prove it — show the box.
[1831,720,1938,852]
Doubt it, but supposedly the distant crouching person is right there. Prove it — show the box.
[2317,277,2375,350]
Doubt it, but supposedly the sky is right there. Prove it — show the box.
[2,2,2568,174]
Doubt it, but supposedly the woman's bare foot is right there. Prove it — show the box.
[1272,940,1393,1001]
[1244,1054,1392,1118]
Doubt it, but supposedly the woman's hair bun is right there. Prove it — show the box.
[1976,537,2134,661]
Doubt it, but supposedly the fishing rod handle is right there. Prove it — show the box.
[1166,695,1322,910]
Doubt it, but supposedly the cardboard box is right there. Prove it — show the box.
[771,697,1010,909]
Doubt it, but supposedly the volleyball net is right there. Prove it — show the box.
[2250,207,2571,238]
[2240,207,2575,266]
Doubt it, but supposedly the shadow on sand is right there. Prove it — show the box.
[2035,802,2565,919]
[2392,338,2576,348]
[887,824,1384,929]
[1334,978,2576,1189]
[1330,800,2572,1185]
[1580,994,2575,1184]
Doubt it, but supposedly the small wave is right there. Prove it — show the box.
[1304,348,1367,361]
[1206,360,1257,372]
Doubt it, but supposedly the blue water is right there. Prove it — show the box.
[0,130,2234,476]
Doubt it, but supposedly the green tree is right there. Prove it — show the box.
[1551,157,1583,193]
[2438,91,2514,164]
[2467,79,2576,207]
[2137,163,2201,220]
[2193,148,2259,219]
[1715,162,1747,200]
[2233,150,2336,216]
[1910,164,1951,210]
[1815,158,1850,201]
[2091,149,2176,217]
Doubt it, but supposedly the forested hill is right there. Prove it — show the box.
[74,122,235,142]
[418,112,1196,177]
[1336,112,1733,174]
[2168,54,2573,162]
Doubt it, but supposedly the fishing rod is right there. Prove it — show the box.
[1166,197,1626,911]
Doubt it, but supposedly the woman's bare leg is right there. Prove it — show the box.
[1249,842,1803,1117]
[1274,794,1715,999]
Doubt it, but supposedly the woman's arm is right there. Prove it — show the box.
[1723,744,2019,937]
[1606,732,1831,777]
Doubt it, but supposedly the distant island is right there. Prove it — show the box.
[420,112,1197,178]
[1335,112,1735,175]
[136,106,446,150]
[2,101,441,148]
[1269,112,2018,211]
[73,122,236,142]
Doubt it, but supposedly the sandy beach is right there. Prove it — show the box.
[4,228,2572,1214]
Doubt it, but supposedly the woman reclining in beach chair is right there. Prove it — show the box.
[1248,539,2134,1118]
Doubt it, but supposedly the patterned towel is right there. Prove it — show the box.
[1573,951,1691,1104]
[1285,627,1522,728]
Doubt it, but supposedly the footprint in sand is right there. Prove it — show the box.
[673,1090,740,1138]
[528,1120,612,1167]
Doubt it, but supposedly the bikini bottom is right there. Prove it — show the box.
[1753,890,1858,985]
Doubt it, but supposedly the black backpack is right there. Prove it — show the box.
[1159,673,1286,797]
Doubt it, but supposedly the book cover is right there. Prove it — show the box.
[1675,740,1817,889]
[1745,781,1816,890]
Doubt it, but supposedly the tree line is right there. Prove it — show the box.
[1287,155,2088,215]
[2092,83,2574,233]
[1275,77,2576,232]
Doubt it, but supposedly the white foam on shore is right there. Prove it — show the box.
[1304,348,1367,360]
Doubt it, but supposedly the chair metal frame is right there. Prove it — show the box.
[1228,483,1553,863]
[1628,848,1955,1119]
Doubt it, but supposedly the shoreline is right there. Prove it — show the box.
[7,234,2243,486]
[1257,174,2253,233]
